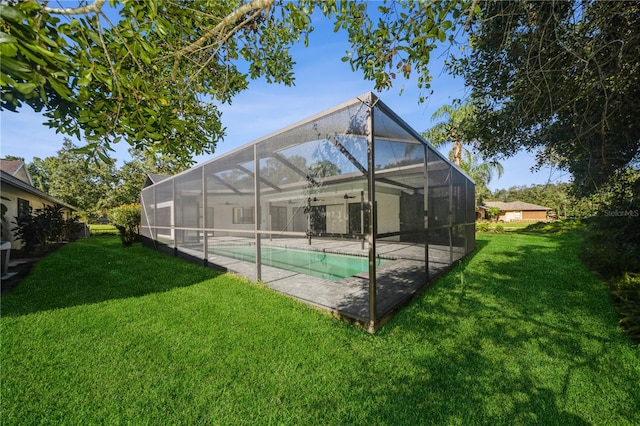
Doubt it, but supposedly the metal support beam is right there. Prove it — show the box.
[360,191,365,250]
[210,173,243,194]
[327,134,367,176]
[202,167,208,266]
[366,100,377,328]
[424,145,429,281]
[271,152,309,180]
[254,144,262,282]
[236,164,281,192]
[172,177,177,255]
[449,166,454,265]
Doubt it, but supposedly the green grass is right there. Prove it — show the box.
[498,221,535,231]
[2,234,639,424]
[89,223,119,235]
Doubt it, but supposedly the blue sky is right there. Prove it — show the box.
[0,7,568,191]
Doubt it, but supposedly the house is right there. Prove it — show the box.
[143,173,170,188]
[1,159,78,249]
[478,201,552,222]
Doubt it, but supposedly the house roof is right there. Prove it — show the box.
[0,159,24,175]
[143,173,171,188]
[0,170,77,211]
[0,159,33,185]
[480,201,552,211]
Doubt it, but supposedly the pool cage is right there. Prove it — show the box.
[141,92,475,331]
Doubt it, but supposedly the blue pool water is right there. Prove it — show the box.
[210,245,389,281]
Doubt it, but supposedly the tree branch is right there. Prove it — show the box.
[174,0,273,58]
[43,0,107,15]
[464,0,479,32]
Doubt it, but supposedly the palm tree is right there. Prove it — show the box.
[422,100,504,201]
[421,102,477,167]
[459,151,504,190]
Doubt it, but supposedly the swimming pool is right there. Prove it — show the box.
[210,245,390,281]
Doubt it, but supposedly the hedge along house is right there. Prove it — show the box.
[141,93,475,331]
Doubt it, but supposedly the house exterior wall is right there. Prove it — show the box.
[13,167,31,185]
[1,185,74,249]
[503,211,519,222]
[377,192,400,236]
[522,210,549,221]
[326,203,346,234]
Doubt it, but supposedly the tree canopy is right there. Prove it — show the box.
[458,0,640,195]
[1,0,315,161]
[421,100,503,204]
[1,0,476,162]
[27,139,187,218]
[2,0,638,203]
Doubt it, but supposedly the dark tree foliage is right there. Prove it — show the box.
[13,204,81,253]
[1,0,480,163]
[459,0,640,196]
[1,0,311,161]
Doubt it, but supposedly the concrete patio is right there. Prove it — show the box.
[172,236,466,330]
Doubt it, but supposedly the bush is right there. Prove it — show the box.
[108,204,141,246]
[476,222,489,232]
[581,216,640,278]
[608,274,640,344]
[12,204,82,254]
[495,224,504,233]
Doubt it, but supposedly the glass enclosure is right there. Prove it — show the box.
[141,92,475,331]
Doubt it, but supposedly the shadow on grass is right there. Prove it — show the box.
[338,230,638,424]
[333,239,491,323]
[0,236,221,318]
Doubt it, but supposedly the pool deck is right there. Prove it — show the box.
[174,236,466,331]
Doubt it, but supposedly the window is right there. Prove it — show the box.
[348,202,369,234]
[309,205,326,233]
[233,207,254,224]
[17,198,30,218]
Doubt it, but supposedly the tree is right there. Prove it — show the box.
[107,148,192,208]
[1,0,478,162]
[1,0,313,161]
[421,100,503,203]
[422,101,479,167]
[27,156,56,193]
[30,138,118,217]
[486,206,501,223]
[3,155,24,161]
[458,0,640,196]
[458,151,503,204]
[309,160,341,178]
[108,203,141,246]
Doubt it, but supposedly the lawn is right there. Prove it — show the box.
[1,232,638,424]
[88,223,119,235]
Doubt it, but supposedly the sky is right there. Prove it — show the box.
[0,6,569,192]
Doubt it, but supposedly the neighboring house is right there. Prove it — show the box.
[478,201,552,222]
[143,173,170,188]
[0,159,78,249]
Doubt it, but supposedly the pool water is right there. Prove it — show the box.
[210,245,389,281]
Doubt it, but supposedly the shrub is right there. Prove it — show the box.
[608,274,640,343]
[476,222,489,232]
[12,204,81,253]
[64,216,85,241]
[495,224,504,233]
[581,216,640,278]
[487,206,502,222]
[108,204,141,246]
